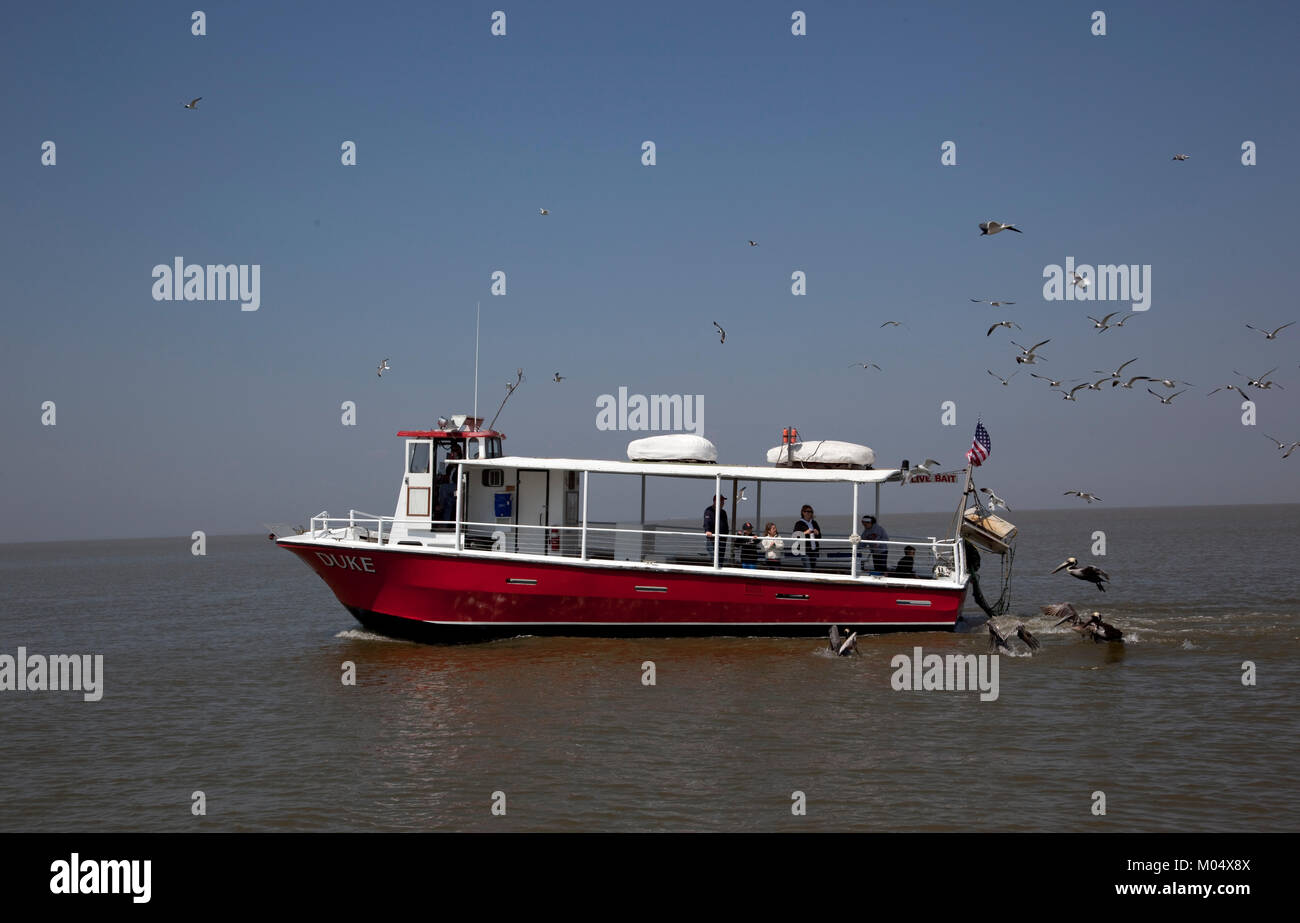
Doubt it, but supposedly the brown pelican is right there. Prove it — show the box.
[1245,322,1294,340]
[1078,611,1124,642]
[1063,490,1102,503]
[829,624,841,652]
[988,620,1038,652]
[1051,557,1110,591]
[1041,602,1083,626]
[829,626,860,656]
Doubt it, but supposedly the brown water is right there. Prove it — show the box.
[1,504,1297,831]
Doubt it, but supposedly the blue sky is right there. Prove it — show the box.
[2,1,1297,541]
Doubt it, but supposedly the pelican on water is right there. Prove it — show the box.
[1051,557,1110,592]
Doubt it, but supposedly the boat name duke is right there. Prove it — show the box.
[316,552,376,573]
[595,387,703,434]
[0,648,104,702]
[151,256,261,311]
[890,646,999,701]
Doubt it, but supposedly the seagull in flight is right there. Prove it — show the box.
[979,221,1021,235]
[1114,313,1137,328]
[538,208,549,215]
[1011,339,1050,364]
[1031,373,1079,388]
[903,459,941,484]
[1063,490,1102,503]
[970,299,1016,307]
[712,321,726,344]
[1088,312,1121,332]
[1072,272,1089,290]
[1236,368,1277,389]
[552,372,565,382]
[1209,383,1252,399]
[986,321,1021,337]
[183,97,202,109]
[1172,153,1190,161]
[376,358,391,378]
[747,240,759,247]
[1053,383,1091,401]
[1112,375,1153,389]
[1264,434,1290,450]
[1151,377,1193,389]
[1147,388,1186,404]
[880,320,905,328]
[850,361,882,371]
[1246,322,1294,340]
[1094,357,1139,380]
[987,369,1018,386]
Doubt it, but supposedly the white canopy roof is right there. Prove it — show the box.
[458,455,904,484]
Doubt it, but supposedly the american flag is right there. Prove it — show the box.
[966,420,991,467]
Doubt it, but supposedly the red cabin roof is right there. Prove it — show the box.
[396,430,505,440]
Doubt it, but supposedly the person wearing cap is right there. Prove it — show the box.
[736,521,760,568]
[860,514,890,573]
[794,504,821,572]
[703,495,728,559]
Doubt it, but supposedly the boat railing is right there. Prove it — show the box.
[303,513,964,581]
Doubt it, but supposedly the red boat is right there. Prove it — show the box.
[277,418,1011,642]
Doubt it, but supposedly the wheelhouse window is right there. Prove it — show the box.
[407,441,431,474]
[487,437,503,458]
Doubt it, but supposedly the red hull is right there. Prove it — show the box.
[281,541,968,640]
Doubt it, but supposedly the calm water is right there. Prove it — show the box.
[1,504,1297,832]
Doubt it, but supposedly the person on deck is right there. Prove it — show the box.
[861,514,889,573]
[794,505,821,572]
[703,495,728,559]
[760,522,784,568]
[736,522,760,568]
[892,545,917,577]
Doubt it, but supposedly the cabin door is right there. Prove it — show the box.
[515,469,550,555]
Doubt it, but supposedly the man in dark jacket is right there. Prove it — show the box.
[795,504,821,572]
[703,495,728,559]
[736,521,760,568]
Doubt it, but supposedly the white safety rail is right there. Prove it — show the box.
[303,513,965,583]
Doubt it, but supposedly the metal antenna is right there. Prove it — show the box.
[473,302,480,424]
[488,369,524,431]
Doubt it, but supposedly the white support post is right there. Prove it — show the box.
[453,463,464,550]
[581,470,589,561]
[712,475,721,569]
[851,483,859,578]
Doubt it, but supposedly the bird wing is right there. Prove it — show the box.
[1100,312,1120,325]
[1030,339,1051,351]
[1068,384,1089,396]
[985,323,1004,337]
[1273,322,1296,335]
[1117,357,1138,373]
[1006,225,1022,232]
